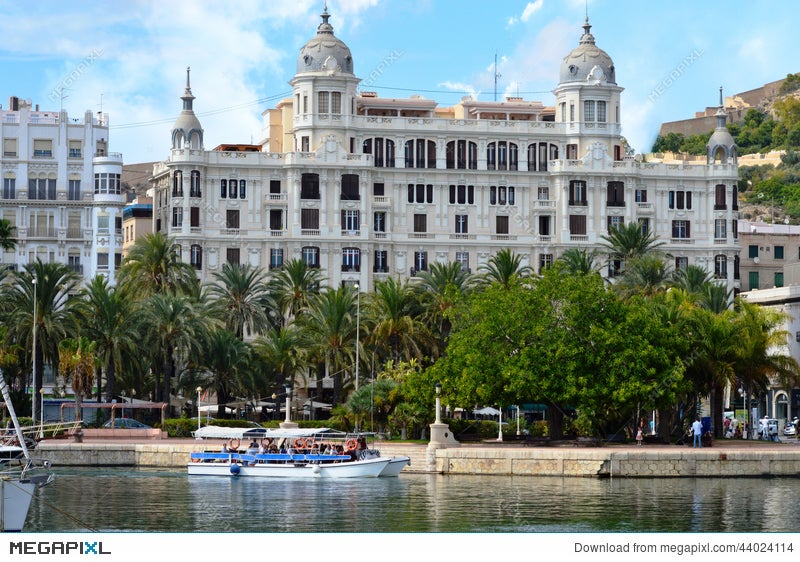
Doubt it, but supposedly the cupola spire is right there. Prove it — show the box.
[181,66,195,111]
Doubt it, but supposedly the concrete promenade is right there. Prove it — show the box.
[35,436,800,478]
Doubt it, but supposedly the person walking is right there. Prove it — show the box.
[636,428,643,447]
[692,418,703,448]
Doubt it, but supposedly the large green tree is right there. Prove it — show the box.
[208,262,273,339]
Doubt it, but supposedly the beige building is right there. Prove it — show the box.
[737,220,800,291]
[150,9,739,292]
[122,195,153,257]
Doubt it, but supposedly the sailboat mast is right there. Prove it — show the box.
[0,375,31,460]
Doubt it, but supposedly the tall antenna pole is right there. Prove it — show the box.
[494,52,502,102]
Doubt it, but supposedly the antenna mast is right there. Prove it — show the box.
[494,52,502,102]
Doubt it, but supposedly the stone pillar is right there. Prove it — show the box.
[426,386,460,472]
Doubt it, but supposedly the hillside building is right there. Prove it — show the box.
[151,9,740,292]
[0,96,124,283]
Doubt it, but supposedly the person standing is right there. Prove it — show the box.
[636,428,643,447]
[692,418,703,448]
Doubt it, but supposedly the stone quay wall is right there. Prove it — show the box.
[36,441,800,477]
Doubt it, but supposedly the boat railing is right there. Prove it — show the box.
[13,420,82,440]
[190,452,352,464]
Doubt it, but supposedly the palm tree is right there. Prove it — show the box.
[256,324,305,397]
[615,254,672,298]
[478,248,533,288]
[365,277,429,365]
[601,222,665,276]
[557,248,602,276]
[58,336,97,422]
[117,232,198,298]
[0,218,16,252]
[142,293,210,407]
[208,262,273,339]
[415,261,474,345]
[0,261,84,411]
[671,264,713,295]
[268,258,325,324]
[299,286,358,406]
[698,282,732,313]
[194,329,253,419]
[82,276,140,402]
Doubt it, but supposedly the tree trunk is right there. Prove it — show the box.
[548,403,565,440]
[105,359,116,403]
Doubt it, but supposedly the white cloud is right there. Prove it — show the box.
[437,81,480,100]
[520,0,545,22]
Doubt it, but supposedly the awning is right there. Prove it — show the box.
[473,407,501,416]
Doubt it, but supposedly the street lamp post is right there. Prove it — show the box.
[515,405,521,436]
[498,406,503,442]
[39,388,45,439]
[284,383,292,424]
[196,386,203,437]
[434,383,442,424]
[31,277,38,425]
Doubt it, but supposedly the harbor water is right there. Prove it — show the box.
[23,467,800,533]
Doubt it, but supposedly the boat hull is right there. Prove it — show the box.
[1,478,35,532]
[187,456,390,478]
[379,456,410,477]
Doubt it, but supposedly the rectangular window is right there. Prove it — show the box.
[570,215,587,235]
[172,207,183,228]
[270,249,284,270]
[749,271,759,290]
[270,180,281,194]
[226,248,240,265]
[191,245,203,270]
[190,170,201,197]
[190,207,200,227]
[454,214,468,234]
[538,215,551,236]
[2,178,15,199]
[229,179,238,199]
[3,138,18,157]
[373,182,385,196]
[583,100,595,122]
[269,209,283,231]
[413,251,427,273]
[68,180,81,201]
[301,208,319,230]
[342,248,360,272]
[607,216,623,231]
[226,209,240,229]
[302,246,320,268]
[220,179,227,198]
[675,257,688,270]
[775,271,784,287]
[373,211,386,233]
[597,101,606,122]
[748,245,759,259]
[496,215,509,235]
[539,254,553,274]
[318,91,329,113]
[569,181,587,205]
[68,140,82,158]
[374,250,388,273]
[672,220,690,239]
[635,189,647,203]
[97,214,109,233]
[775,245,784,260]
[607,181,625,206]
[455,252,469,272]
[569,104,575,122]
[341,174,360,200]
[538,186,549,201]
[33,139,53,157]
[413,214,427,233]
[342,210,360,232]
[714,219,727,239]
[239,179,246,199]
[566,144,578,159]
[97,252,109,270]
[301,174,320,199]
[331,91,342,114]
[638,217,650,235]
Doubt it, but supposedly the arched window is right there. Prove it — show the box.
[190,244,202,270]
[445,140,477,169]
[363,137,395,168]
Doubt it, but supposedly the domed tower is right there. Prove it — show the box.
[707,87,737,165]
[553,18,624,160]
[171,67,204,151]
[289,4,360,152]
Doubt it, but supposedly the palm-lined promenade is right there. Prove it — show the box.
[1,223,799,447]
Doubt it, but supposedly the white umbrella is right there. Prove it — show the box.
[473,407,501,416]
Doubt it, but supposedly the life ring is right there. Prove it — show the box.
[294,438,306,448]
[228,438,240,450]
[345,438,358,451]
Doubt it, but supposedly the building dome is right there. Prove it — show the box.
[296,7,354,75]
[559,18,616,85]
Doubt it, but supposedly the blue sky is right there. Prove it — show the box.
[0,0,797,164]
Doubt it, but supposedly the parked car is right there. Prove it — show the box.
[784,418,798,437]
[104,418,152,429]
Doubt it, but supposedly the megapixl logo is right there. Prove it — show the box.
[9,541,111,555]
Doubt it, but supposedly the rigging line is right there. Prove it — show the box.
[363,84,554,95]
[109,91,292,130]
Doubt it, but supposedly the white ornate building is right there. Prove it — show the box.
[0,96,124,282]
[151,9,740,291]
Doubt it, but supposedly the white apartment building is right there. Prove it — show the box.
[151,9,740,291]
[0,96,124,283]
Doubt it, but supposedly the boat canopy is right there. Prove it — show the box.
[192,426,347,440]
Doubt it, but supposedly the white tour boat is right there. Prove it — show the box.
[1,377,54,532]
[189,426,408,478]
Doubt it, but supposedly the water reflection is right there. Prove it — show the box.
[25,468,800,533]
